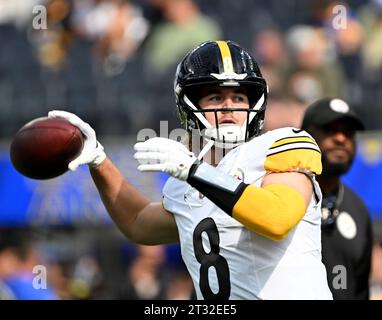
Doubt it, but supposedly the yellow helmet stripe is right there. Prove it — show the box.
[216,41,234,73]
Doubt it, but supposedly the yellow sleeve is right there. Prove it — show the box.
[231,132,319,240]
[232,184,307,241]
[264,135,322,175]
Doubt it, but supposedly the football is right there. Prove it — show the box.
[10,117,84,179]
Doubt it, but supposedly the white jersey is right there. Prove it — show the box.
[163,127,333,300]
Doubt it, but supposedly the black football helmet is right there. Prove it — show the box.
[174,40,268,147]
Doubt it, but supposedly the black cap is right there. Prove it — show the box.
[301,98,365,131]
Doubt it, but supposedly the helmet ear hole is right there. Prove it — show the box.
[247,84,265,107]
[184,86,203,109]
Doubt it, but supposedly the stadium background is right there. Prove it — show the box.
[1,0,382,299]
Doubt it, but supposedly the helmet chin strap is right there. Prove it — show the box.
[197,125,243,161]
[203,124,246,148]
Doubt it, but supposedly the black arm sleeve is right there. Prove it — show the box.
[187,162,248,215]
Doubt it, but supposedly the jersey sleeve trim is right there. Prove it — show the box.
[267,136,321,156]
[273,135,317,145]
[267,146,321,157]
[264,148,322,175]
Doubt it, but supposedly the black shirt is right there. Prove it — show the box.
[321,183,372,300]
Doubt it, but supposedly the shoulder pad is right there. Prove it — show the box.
[264,127,322,174]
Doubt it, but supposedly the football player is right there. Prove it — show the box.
[48,41,332,299]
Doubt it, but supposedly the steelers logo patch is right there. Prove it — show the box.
[330,99,350,113]
[336,211,357,239]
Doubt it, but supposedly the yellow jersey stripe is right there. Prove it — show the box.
[271,136,317,149]
[216,40,234,73]
[267,146,321,157]
[264,148,322,174]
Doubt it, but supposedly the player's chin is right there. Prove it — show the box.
[324,147,352,161]
[330,151,354,163]
[323,159,352,176]
[326,149,353,163]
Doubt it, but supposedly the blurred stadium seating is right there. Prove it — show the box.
[0,0,381,137]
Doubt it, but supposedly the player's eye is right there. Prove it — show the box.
[233,94,247,102]
[208,95,222,102]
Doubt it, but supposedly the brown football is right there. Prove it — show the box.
[10,117,84,179]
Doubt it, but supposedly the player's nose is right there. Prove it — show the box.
[221,98,234,110]
[332,130,348,143]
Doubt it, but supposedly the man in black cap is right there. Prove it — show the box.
[301,98,373,300]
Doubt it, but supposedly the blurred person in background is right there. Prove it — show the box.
[164,268,194,300]
[263,98,306,132]
[93,0,150,77]
[66,255,104,299]
[284,25,346,105]
[369,242,382,300]
[252,29,307,133]
[118,245,168,299]
[70,0,150,77]
[46,258,72,300]
[252,28,287,99]
[0,231,17,299]
[321,2,364,102]
[359,0,382,75]
[31,0,74,72]
[118,243,192,299]
[142,0,221,76]
[0,229,59,300]
[301,98,372,300]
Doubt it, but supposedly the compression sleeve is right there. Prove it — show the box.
[232,184,306,240]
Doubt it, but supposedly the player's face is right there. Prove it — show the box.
[198,87,250,126]
[313,120,356,175]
